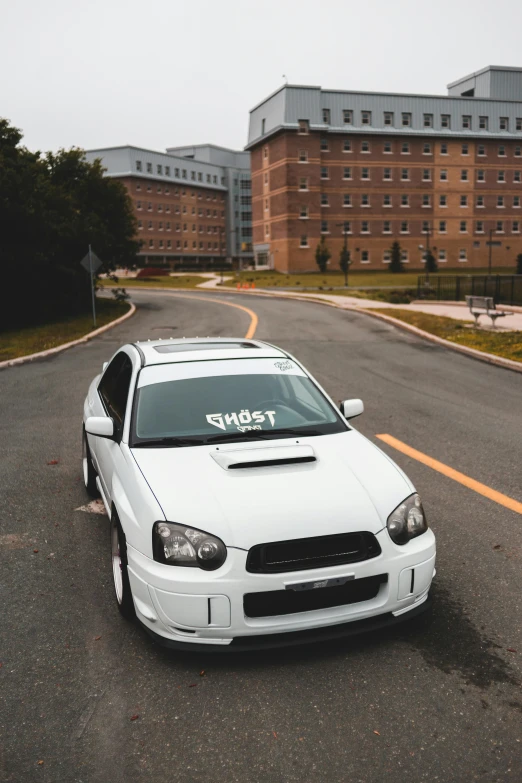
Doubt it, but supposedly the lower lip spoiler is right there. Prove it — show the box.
[141,592,432,653]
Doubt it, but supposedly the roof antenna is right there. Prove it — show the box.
[282,74,288,84]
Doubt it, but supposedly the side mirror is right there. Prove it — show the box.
[85,416,115,439]
[340,399,364,420]
[102,362,109,372]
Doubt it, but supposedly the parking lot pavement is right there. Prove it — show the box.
[1,290,521,783]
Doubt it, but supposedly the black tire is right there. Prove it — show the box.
[82,429,98,497]
[111,514,136,620]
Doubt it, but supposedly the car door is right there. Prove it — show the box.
[95,351,134,504]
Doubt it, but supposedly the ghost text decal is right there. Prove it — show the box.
[206,410,276,432]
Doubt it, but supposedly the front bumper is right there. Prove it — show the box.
[126,528,436,650]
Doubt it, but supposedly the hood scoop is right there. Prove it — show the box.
[210,444,316,471]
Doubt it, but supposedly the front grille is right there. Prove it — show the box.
[244,574,388,618]
[246,532,381,574]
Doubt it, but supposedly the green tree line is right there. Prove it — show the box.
[0,118,139,329]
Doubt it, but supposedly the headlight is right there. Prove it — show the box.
[387,494,428,545]
[152,522,227,570]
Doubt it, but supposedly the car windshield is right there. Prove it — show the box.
[131,364,347,446]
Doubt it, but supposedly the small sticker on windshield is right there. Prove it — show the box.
[274,360,293,372]
[206,410,276,432]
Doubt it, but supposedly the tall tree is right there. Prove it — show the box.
[339,247,351,286]
[389,241,403,273]
[425,250,438,273]
[315,236,331,274]
[0,118,139,328]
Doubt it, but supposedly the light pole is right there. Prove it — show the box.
[488,227,493,276]
[336,221,350,286]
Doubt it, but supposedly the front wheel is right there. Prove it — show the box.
[111,515,136,620]
[82,429,98,497]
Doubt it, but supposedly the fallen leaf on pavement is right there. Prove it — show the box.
[199,670,206,676]
[130,714,139,721]
[33,549,39,553]
[273,731,278,739]
[507,648,517,653]
[189,683,197,688]
[47,460,59,465]
[493,544,502,550]
[94,636,102,641]
[37,760,44,765]
[373,730,380,736]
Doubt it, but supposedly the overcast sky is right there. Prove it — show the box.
[2,0,522,155]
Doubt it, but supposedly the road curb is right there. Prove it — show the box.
[0,303,136,370]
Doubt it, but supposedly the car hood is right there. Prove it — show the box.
[131,430,414,550]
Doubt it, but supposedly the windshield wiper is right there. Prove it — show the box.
[206,428,322,444]
[132,437,204,448]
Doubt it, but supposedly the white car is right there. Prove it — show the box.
[82,338,436,650]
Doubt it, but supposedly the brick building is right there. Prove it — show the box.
[246,66,522,272]
[84,145,253,266]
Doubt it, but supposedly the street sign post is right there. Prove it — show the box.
[80,246,102,327]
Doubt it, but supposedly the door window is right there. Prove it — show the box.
[98,353,133,431]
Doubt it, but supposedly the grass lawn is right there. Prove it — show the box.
[221,267,516,290]
[372,308,522,364]
[0,298,130,362]
[100,275,213,289]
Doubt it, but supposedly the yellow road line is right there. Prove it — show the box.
[157,293,258,339]
[377,433,522,515]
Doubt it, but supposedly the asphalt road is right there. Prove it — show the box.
[2,290,521,783]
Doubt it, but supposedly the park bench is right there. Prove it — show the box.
[465,296,514,328]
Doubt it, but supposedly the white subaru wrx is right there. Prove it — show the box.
[82,338,436,650]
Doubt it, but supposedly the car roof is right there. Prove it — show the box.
[131,337,289,366]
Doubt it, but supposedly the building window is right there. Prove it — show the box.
[401,250,408,263]
[422,169,431,181]
[496,221,504,233]
[499,117,509,131]
[440,170,448,181]
[401,142,410,154]
[440,142,448,154]
[298,120,309,134]
[343,140,352,152]
[438,249,447,261]
[401,194,409,207]
[441,115,450,129]
[263,146,268,159]
[461,169,468,181]
[322,108,331,124]
[383,250,391,264]
[182,169,187,179]
[513,221,520,233]
[343,110,353,124]
[400,221,409,233]
[383,221,391,233]
[147,202,152,211]
[514,196,520,207]
[136,200,142,210]
[343,221,352,233]
[517,118,522,131]
[423,143,432,154]
[515,171,521,182]
[343,194,352,207]
[461,143,469,155]
[459,248,467,261]
[384,112,394,126]
[361,221,370,234]
[478,145,486,156]
[361,141,370,153]
[384,141,392,153]
[476,195,484,207]
[460,220,467,233]
[298,149,308,162]
[422,220,430,234]
[343,167,352,179]
[476,221,484,233]
[361,111,371,125]
[439,195,447,207]
[299,177,308,190]
[261,118,266,135]
[265,225,270,237]
[300,235,308,247]
[497,195,505,207]
[383,168,392,180]
[149,239,154,248]
[361,194,370,206]
[146,162,152,173]
[401,168,409,180]
[321,193,329,206]
[361,250,370,263]
[135,183,141,191]
[422,194,431,207]
[515,146,521,157]
[165,166,170,177]
[460,195,468,207]
[462,115,471,129]
[498,145,506,157]
[401,112,411,127]
[320,137,329,151]
[265,198,269,211]
[383,194,391,207]
[148,221,152,230]
[479,116,488,130]
[498,170,506,182]
[439,220,447,233]
[361,167,370,180]
[137,220,142,229]
[136,160,142,172]
[424,114,433,127]
[320,166,329,179]
[477,169,485,182]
